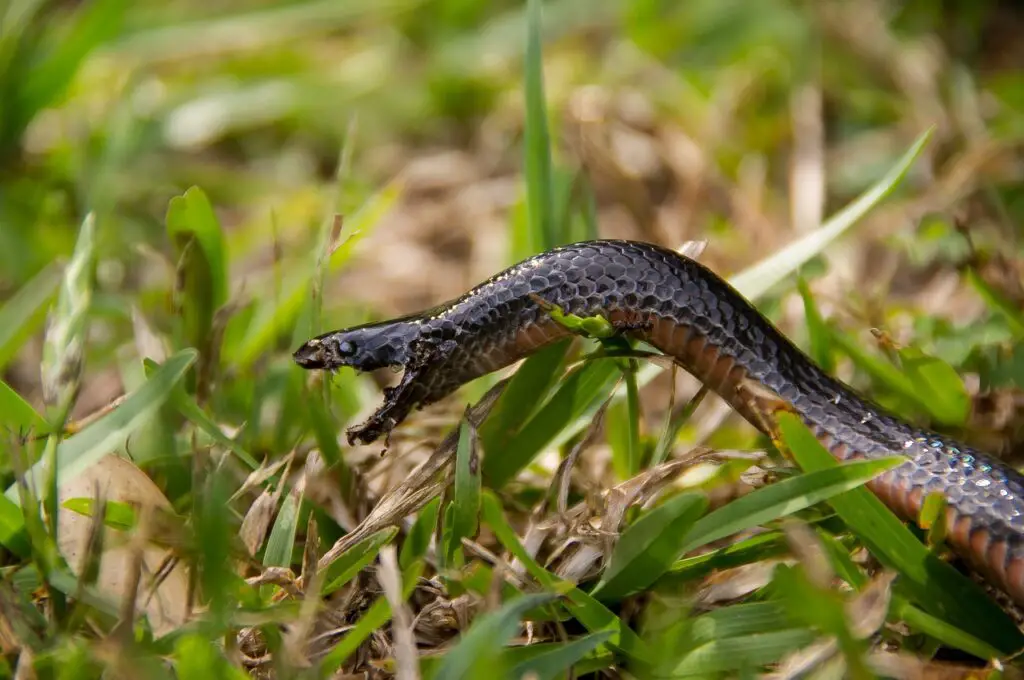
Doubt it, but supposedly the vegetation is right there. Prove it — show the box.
[1,0,1023,677]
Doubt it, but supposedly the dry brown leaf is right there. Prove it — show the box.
[57,454,190,638]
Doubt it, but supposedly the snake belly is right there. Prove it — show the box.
[294,239,1024,606]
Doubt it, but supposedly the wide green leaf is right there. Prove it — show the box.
[5,349,197,504]
[777,412,1024,655]
[592,492,707,602]
[677,456,904,555]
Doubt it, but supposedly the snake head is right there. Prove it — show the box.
[293,320,420,372]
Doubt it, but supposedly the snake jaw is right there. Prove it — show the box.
[293,337,328,368]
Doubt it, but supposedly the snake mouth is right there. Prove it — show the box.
[293,339,326,369]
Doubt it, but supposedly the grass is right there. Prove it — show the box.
[2,0,1024,678]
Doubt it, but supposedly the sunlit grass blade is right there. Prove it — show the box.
[668,530,793,582]
[729,127,934,296]
[777,412,1024,655]
[0,495,30,557]
[521,0,555,253]
[41,212,95,422]
[670,627,816,675]
[895,599,1003,661]
[174,633,249,680]
[591,492,707,602]
[5,349,197,504]
[0,262,61,372]
[677,457,904,556]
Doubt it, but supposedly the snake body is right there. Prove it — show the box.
[293,239,1024,606]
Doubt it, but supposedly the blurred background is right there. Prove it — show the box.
[2,0,1023,442]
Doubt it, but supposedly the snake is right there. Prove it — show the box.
[292,239,1024,607]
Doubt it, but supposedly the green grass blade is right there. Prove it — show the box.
[668,531,792,581]
[323,527,399,595]
[173,633,249,680]
[9,0,126,145]
[0,378,47,436]
[479,339,572,452]
[166,186,229,362]
[777,412,1024,654]
[0,494,30,557]
[678,456,904,556]
[41,212,95,422]
[169,386,259,470]
[507,631,614,680]
[232,181,400,370]
[262,488,302,574]
[896,345,970,425]
[797,277,834,375]
[521,0,555,253]
[434,592,557,680]
[688,602,796,642]
[0,262,61,372]
[563,128,937,441]
[5,349,198,504]
[444,418,482,567]
[483,358,620,487]
[831,330,967,427]
[606,359,642,479]
[729,127,934,296]
[319,560,424,677]
[670,628,816,676]
[481,491,650,662]
[965,267,1024,339]
[400,497,441,570]
[592,491,707,602]
[896,600,1003,660]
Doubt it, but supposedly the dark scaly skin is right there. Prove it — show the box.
[294,239,1024,606]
